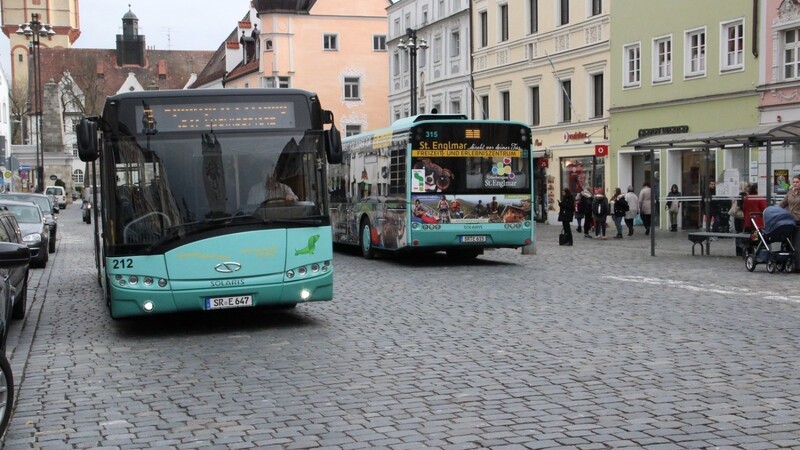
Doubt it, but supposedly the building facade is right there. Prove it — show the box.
[610,0,760,231]
[387,0,471,120]
[759,0,800,189]
[207,0,391,136]
[472,0,610,222]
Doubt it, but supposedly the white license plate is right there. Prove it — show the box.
[460,235,487,243]
[205,295,253,310]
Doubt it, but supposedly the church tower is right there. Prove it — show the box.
[1,0,79,91]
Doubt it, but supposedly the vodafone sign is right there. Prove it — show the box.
[595,144,609,157]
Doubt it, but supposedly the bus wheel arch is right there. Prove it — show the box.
[360,216,375,259]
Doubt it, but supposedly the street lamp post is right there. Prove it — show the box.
[397,28,428,116]
[17,13,55,193]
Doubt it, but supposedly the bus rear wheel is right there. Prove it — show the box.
[360,220,375,259]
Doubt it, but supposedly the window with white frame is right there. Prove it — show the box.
[591,73,603,118]
[345,125,362,137]
[418,47,427,68]
[784,27,800,80]
[450,99,461,114]
[72,169,84,183]
[323,34,338,51]
[685,28,706,78]
[529,0,538,34]
[480,11,488,47]
[560,80,571,122]
[438,0,445,17]
[394,18,401,36]
[559,0,569,26]
[344,77,360,100]
[623,43,641,88]
[501,91,511,121]
[591,0,602,16]
[499,3,509,42]
[450,30,460,57]
[530,86,540,125]
[480,95,489,120]
[653,36,672,83]
[373,35,386,51]
[721,19,744,71]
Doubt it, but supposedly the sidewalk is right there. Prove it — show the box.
[533,221,744,258]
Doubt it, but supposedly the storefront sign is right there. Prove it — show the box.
[637,125,689,138]
[595,145,608,157]
[563,131,589,143]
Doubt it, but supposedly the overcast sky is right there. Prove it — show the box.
[1,0,251,77]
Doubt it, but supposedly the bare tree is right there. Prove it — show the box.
[9,84,29,145]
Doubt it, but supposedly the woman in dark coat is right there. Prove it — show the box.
[558,187,575,245]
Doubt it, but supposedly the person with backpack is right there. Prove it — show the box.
[610,187,628,239]
[591,186,610,240]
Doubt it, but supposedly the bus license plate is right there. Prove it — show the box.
[460,235,487,243]
[205,295,253,310]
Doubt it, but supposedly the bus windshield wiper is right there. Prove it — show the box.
[262,218,324,226]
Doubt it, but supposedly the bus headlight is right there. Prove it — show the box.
[143,300,154,312]
[300,289,311,300]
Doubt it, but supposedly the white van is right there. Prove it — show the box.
[45,186,67,209]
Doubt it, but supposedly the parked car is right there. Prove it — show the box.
[0,229,32,438]
[44,186,67,209]
[0,207,31,320]
[0,193,58,253]
[0,201,49,268]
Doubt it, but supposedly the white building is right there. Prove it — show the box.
[387,0,472,119]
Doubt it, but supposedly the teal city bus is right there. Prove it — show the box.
[77,88,342,318]
[330,115,533,259]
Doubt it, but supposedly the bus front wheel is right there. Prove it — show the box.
[360,220,375,259]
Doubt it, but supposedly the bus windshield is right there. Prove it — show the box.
[108,130,325,249]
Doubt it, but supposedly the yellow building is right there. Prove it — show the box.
[217,0,391,134]
[1,0,78,93]
[471,0,610,221]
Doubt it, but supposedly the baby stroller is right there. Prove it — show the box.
[744,206,797,273]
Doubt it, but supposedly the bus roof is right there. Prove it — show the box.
[343,114,531,143]
[105,88,320,103]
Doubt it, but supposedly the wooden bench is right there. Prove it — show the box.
[687,231,750,255]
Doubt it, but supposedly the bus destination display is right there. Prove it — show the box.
[135,102,296,133]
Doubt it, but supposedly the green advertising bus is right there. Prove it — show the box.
[330,115,534,259]
[77,88,342,318]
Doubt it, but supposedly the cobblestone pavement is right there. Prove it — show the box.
[3,208,800,449]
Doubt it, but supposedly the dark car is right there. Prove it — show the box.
[0,193,58,253]
[0,201,49,268]
[0,213,32,437]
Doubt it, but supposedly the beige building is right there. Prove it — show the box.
[202,0,391,135]
[471,0,610,221]
[1,0,78,93]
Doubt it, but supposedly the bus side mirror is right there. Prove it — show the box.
[325,124,343,165]
[77,118,99,162]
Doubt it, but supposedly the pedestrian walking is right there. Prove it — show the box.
[665,184,682,232]
[591,186,609,240]
[624,185,639,236]
[578,188,594,238]
[639,181,652,235]
[557,187,574,246]
[610,187,628,239]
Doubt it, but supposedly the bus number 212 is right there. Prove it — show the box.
[112,258,133,269]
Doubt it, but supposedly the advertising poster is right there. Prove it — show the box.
[774,169,790,194]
